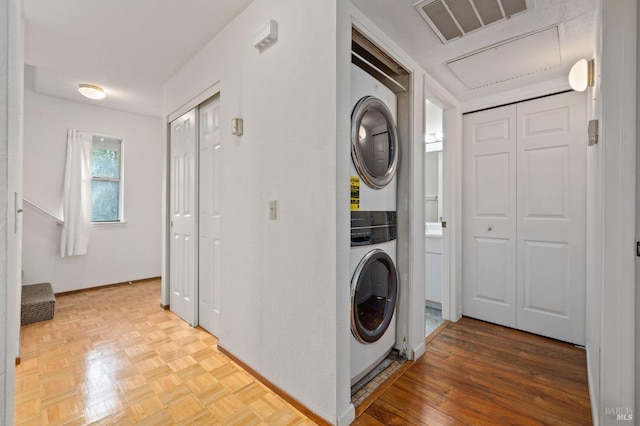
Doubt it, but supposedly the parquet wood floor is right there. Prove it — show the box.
[354,317,593,425]
[14,280,314,425]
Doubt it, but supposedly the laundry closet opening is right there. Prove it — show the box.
[349,27,414,408]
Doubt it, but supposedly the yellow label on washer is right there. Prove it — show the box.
[350,176,360,211]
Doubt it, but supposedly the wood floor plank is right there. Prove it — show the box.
[361,317,592,425]
[428,332,590,399]
[14,280,313,425]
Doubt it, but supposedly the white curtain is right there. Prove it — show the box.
[60,129,92,257]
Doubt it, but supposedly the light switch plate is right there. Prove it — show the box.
[588,119,598,146]
[269,200,277,220]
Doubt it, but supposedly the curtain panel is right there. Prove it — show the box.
[60,129,92,256]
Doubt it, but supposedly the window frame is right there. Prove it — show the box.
[90,133,125,224]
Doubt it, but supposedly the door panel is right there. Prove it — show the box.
[474,237,511,304]
[522,146,569,218]
[474,153,510,216]
[462,105,517,327]
[170,109,197,325]
[198,95,222,336]
[516,92,586,345]
[522,240,568,316]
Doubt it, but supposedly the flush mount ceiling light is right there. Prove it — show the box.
[568,59,595,92]
[78,83,106,100]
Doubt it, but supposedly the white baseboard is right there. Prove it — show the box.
[585,346,599,426]
[337,403,355,425]
[412,341,426,360]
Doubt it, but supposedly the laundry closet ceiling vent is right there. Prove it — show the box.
[415,0,533,44]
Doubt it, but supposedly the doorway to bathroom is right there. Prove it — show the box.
[424,98,446,338]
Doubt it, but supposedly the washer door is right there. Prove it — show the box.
[351,249,398,344]
[351,96,399,189]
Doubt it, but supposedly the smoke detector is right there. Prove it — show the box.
[415,0,534,44]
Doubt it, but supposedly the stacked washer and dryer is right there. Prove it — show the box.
[349,64,400,386]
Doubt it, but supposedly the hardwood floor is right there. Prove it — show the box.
[16,281,592,425]
[14,280,314,425]
[355,317,592,426]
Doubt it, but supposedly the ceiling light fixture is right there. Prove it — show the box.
[78,83,106,100]
[568,59,595,92]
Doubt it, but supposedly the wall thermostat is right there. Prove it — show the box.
[232,118,243,136]
[254,19,278,52]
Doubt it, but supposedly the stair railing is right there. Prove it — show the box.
[23,199,64,226]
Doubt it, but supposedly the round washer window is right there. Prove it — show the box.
[351,249,398,344]
[351,96,399,189]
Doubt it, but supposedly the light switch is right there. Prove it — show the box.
[232,118,243,136]
[269,200,277,220]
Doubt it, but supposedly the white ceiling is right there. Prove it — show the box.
[24,0,598,118]
[24,0,254,118]
[351,0,598,109]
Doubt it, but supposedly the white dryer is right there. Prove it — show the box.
[350,64,399,212]
[350,211,398,386]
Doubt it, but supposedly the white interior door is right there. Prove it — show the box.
[516,92,586,345]
[462,92,586,345]
[170,109,198,325]
[462,105,517,328]
[198,95,222,336]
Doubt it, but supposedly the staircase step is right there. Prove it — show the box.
[21,282,55,325]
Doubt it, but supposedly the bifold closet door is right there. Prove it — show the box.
[515,92,586,345]
[170,108,198,325]
[462,91,586,345]
[462,104,517,328]
[198,95,222,337]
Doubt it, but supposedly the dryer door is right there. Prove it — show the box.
[351,96,399,189]
[351,249,398,344]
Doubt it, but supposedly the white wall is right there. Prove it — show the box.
[1,0,22,423]
[636,3,640,420]
[596,0,637,424]
[164,0,346,423]
[22,74,163,293]
[585,2,603,423]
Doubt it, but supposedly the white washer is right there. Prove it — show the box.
[350,64,398,212]
[350,212,398,386]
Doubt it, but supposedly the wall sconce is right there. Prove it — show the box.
[568,59,595,92]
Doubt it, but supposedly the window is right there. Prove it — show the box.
[91,135,123,222]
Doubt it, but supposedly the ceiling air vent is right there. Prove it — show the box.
[415,0,532,44]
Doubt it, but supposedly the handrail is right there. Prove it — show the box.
[23,198,64,226]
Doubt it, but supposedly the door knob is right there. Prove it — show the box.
[487,226,493,231]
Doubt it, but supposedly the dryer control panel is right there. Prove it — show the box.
[350,211,397,246]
